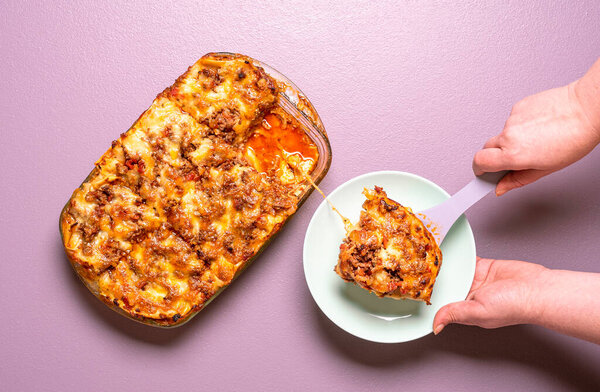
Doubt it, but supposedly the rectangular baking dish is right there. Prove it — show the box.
[60,53,332,327]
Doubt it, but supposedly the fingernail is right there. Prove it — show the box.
[434,324,445,335]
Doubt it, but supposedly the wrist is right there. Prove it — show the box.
[519,268,600,343]
[572,58,600,144]
[518,267,553,325]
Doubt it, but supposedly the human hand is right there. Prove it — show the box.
[433,257,547,334]
[473,82,600,196]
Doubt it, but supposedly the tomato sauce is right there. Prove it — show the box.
[244,113,318,173]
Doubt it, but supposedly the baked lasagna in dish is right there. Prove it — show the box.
[60,53,328,327]
[335,187,442,304]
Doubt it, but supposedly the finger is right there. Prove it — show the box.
[433,300,487,334]
[496,169,552,196]
[472,148,514,176]
[468,257,495,293]
[483,135,502,149]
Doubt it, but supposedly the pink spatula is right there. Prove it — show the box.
[417,171,508,245]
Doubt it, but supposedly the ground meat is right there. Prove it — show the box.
[199,67,223,90]
[380,198,398,212]
[197,227,219,244]
[351,242,380,266]
[415,243,427,258]
[124,158,145,173]
[206,107,240,133]
[128,228,147,243]
[201,109,241,144]
[232,196,245,211]
[80,223,99,242]
[85,185,112,205]
[189,276,214,298]
[217,159,235,171]
[271,197,294,211]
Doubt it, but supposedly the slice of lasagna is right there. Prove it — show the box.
[334,187,442,304]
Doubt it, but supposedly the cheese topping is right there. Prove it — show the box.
[334,187,442,304]
[60,53,319,326]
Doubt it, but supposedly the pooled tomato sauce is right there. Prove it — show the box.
[244,113,318,173]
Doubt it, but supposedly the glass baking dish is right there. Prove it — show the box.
[60,53,332,328]
[251,56,332,188]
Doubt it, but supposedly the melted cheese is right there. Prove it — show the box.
[60,53,320,326]
[334,187,442,304]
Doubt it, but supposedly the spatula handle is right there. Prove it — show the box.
[419,170,508,244]
[444,170,508,219]
[471,170,509,195]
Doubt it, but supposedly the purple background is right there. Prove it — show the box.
[2,1,600,390]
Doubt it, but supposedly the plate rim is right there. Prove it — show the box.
[302,170,476,343]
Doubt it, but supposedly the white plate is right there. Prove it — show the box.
[303,171,476,343]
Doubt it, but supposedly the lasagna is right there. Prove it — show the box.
[60,53,321,326]
[335,187,442,304]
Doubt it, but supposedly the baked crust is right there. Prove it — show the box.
[334,187,442,304]
[60,53,319,326]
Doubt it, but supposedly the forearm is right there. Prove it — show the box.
[574,57,600,140]
[528,269,600,344]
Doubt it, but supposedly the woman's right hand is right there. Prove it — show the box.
[473,72,600,196]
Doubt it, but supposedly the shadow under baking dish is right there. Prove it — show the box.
[303,171,476,343]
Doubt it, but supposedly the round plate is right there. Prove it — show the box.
[303,171,476,343]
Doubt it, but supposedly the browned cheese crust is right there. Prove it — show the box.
[334,187,442,304]
[60,53,319,326]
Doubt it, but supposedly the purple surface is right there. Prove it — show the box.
[2,1,600,390]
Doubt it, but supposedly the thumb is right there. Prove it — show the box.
[496,169,552,196]
[433,300,487,335]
